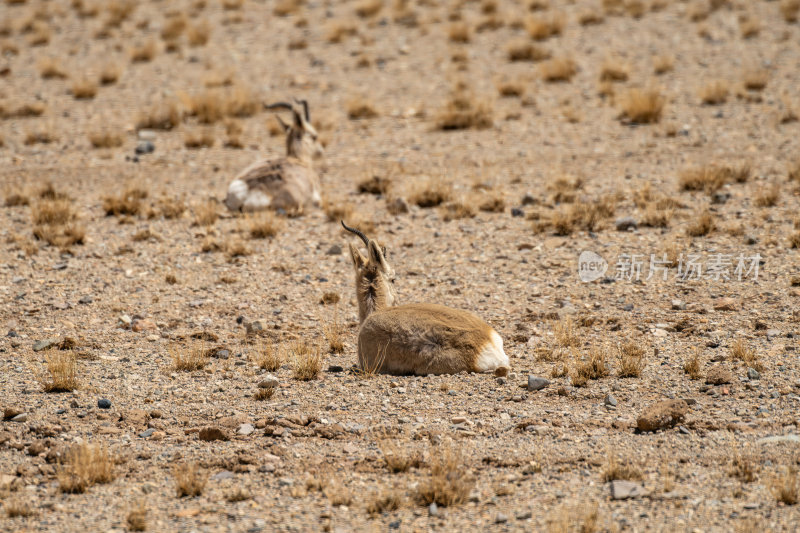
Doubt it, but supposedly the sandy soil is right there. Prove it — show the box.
[1,0,800,531]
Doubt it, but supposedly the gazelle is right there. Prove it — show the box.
[342,221,510,376]
[224,99,323,213]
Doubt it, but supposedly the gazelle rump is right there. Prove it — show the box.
[224,99,323,213]
[343,221,509,376]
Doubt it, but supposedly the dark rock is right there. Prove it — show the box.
[326,245,342,255]
[327,365,344,373]
[135,141,155,155]
[527,376,549,391]
[97,399,111,409]
[511,208,524,217]
[615,217,638,231]
[78,296,93,304]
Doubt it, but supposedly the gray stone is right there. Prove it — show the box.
[258,375,280,389]
[211,470,234,481]
[756,435,800,445]
[496,376,507,385]
[605,394,618,407]
[246,319,268,335]
[511,208,524,217]
[137,130,156,141]
[326,244,342,255]
[428,502,439,517]
[527,376,550,391]
[238,423,255,436]
[671,300,685,310]
[495,513,508,524]
[33,339,58,352]
[615,217,638,231]
[10,413,27,423]
[747,368,760,380]
[97,399,111,409]
[135,141,155,155]
[766,329,781,339]
[610,480,645,500]
[138,429,155,438]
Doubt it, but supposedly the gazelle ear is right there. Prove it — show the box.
[275,115,290,132]
[367,240,391,273]
[349,242,366,270]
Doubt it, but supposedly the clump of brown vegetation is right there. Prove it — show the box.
[729,338,763,372]
[104,188,147,216]
[448,22,470,43]
[378,438,423,473]
[507,40,551,62]
[570,347,610,387]
[754,184,780,208]
[253,340,283,371]
[38,57,66,79]
[539,57,577,82]
[136,101,182,130]
[771,467,799,505]
[441,199,477,221]
[600,58,629,82]
[323,311,345,354]
[532,196,616,235]
[679,164,749,194]
[181,85,260,123]
[367,489,404,516]
[739,15,760,39]
[347,99,379,119]
[409,179,452,208]
[4,189,30,207]
[184,129,215,149]
[248,211,282,239]
[155,196,186,219]
[602,453,643,482]
[89,129,124,148]
[188,19,211,46]
[39,351,79,392]
[497,80,524,98]
[355,0,382,18]
[686,210,715,237]
[782,0,800,23]
[618,87,664,124]
[700,80,729,105]
[5,498,35,518]
[435,86,493,130]
[126,500,147,531]
[743,68,768,91]
[290,341,322,380]
[174,463,207,497]
[525,13,564,40]
[193,200,218,226]
[130,39,158,62]
[32,197,85,249]
[416,444,474,507]
[357,174,392,195]
[326,21,358,43]
[729,451,757,483]
[684,351,702,379]
[58,443,115,493]
[617,341,646,377]
[170,342,209,371]
[653,54,674,75]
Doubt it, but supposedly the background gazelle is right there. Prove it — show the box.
[342,221,510,376]
[224,99,323,213]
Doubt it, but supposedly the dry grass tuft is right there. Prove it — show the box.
[409,179,452,208]
[290,341,322,380]
[441,200,477,221]
[355,0,382,18]
[254,387,275,401]
[653,54,674,75]
[367,489,404,516]
[193,200,218,226]
[104,188,147,216]
[323,310,345,354]
[739,15,760,39]
[571,347,610,386]
[5,498,35,518]
[378,438,423,473]
[700,80,729,105]
[188,19,211,46]
[32,198,85,249]
[248,211,282,239]
[57,443,115,493]
[730,338,763,371]
[617,341,646,378]
[130,39,158,62]
[40,351,79,392]
[539,57,577,82]
[71,77,98,99]
[435,88,493,130]
[174,463,207,497]
[602,453,643,482]
[326,21,357,43]
[89,129,124,148]
[156,197,186,219]
[38,57,66,79]
[4,190,29,207]
[686,211,715,237]
[448,22,471,43]
[679,164,748,194]
[619,87,664,124]
[136,101,181,130]
[416,444,474,507]
[347,99,379,119]
[754,184,780,208]
[729,452,758,483]
[357,174,392,195]
[126,500,147,531]
[600,59,629,82]
[772,468,799,505]
[184,129,215,149]
[781,0,800,23]
[507,40,550,62]
[684,352,702,380]
[554,317,579,348]
[743,68,768,91]
[171,342,209,371]
[253,339,283,371]
[525,13,564,40]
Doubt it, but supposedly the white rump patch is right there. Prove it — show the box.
[225,179,248,211]
[242,190,272,212]
[475,330,509,373]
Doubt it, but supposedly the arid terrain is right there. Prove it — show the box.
[1,0,800,531]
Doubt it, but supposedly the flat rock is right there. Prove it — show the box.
[756,435,800,445]
[258,375,280,389]
[713,298,738,311]
[33,338,58,352]
[527,376,549,391]
[636,399,688,432]
[705,366,733,385]
[199,426,229,442]
[238,423,255,436]
[610,480,646,500]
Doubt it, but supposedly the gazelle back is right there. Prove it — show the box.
[224,99,323,213]
[343,221,509,376]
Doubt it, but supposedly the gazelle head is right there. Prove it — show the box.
[342,221,397,323]
[265,99,324,163]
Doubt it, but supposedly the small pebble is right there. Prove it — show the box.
[428,502,439,517]
[97,399,111,409]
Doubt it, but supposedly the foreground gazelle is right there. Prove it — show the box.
[342,221,510,376]
[224,99,323,213]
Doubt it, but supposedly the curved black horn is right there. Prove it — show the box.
[300,99,310,122]
[341,220,369,247]
[265,102,294,111]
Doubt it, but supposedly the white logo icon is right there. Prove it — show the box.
[578,251,608,282]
